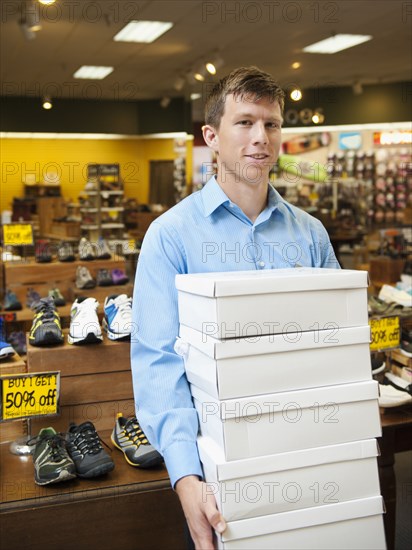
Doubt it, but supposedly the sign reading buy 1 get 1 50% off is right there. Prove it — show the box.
[1,372,60,421]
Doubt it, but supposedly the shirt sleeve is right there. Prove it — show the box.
[316,220,341,269]
[130,220,203,488]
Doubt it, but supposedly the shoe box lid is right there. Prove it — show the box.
[175,268,368,298]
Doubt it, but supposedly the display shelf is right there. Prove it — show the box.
[0,353,27,443]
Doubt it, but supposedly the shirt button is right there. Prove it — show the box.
[258,261,265,268]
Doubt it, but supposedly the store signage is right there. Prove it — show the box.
[283,132,331,155]
[2,223,33,246]
[338,132,362,150]
[369,316,400,351]
[373,131,412,146]
[278,154,328,182]
[0,372,60,421]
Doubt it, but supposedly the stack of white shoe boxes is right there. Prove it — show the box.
[175,268,386,550]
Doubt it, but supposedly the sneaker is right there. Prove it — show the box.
[103,294,132,341]
[29,297,64,347]
[3,289,22,311]
[26,287,41,308]
[0,328,15,360]
[48,288,66,307]
[96,237,112,260]
[78,237,96,261]
[76,266,96,289]
[7,331,27,355]
[371,354,386,376]
[31,427,76,485]
[35,240,52,263]
[58,241,75,262]
[378,284,412,308]
[66,421,114,478]
[400,326,412,357]
[379,384,412,408]
[384,372,412,396]
[97,269,113,287]
[68,297,102,345]
[111,268,129,285]
[111,413,163,468]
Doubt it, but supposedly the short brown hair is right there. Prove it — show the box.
[204,66,285,129]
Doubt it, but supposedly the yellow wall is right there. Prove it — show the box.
[0,136,193,212]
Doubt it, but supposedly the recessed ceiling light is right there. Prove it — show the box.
[290,88,302,101]
[291,62,301,69]
[190,93,202,101]
[113,20,173,43]
[303,34,372,54]
[73,66,114,80]
[38,0,56,5]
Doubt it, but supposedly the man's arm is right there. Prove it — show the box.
[130,221,226,548]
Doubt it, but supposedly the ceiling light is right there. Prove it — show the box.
[190,93,202,101]
[113,20,173,43]
[290,88,302,101]
[312,111,325,124]
[352,81,363,95]
[42,97,52,110]
[160,97,171,108]
[73,66,114,79]
[173,76,185,91]
[194,72,205,82]
[291,62,301,69]
[206,55,224,75]
[19,5,42,39]
[38,0,56,4]
[303,34,372,54]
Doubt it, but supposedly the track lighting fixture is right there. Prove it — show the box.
[42,97,52,109]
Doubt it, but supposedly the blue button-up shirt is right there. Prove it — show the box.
[131,176,339,487]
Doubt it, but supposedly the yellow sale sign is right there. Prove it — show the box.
[369,316,400,351]
[2,224,33,246]
[1,372,60,421]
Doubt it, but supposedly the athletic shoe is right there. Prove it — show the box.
[26,287,41,308]
[103,294,132,341]
[96,237,112,260]
[111,413,163,468]
[400,326,412,357]
[371,354,386,376]
[384,372,412,396]
[0,338,15,360]
[68,297,102,345]
[96,269,113,287]
[7,331,26,355]
[379,384,412,408]
[76,266,96,289]
[3,289,22,311]
[29,297,64,347]
[111,268,129,285]
[378,284,412,308]
[78,237,96,261]
[48,287,66,307]
[31,427,76,485]
[35,240,52,263]
[66,421,114,478]
[58,241,75,262]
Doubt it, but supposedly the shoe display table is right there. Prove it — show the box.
[0,431,186,550]
[378,405,412,550]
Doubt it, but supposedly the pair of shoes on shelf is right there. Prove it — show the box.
[79,237,112,261]
[97,268,129,287]
[31,422,114,486]
[68,294,132,345]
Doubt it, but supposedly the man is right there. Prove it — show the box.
[131,66,339,550]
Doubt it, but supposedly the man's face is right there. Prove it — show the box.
[208,93,283,187]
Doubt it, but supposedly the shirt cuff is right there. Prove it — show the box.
[163,440,204,489]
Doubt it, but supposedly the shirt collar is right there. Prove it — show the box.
[201,175,297,219]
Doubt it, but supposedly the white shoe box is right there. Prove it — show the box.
[177,324,372,400]
[175,268,368,339]
[199,436,381,521]
[216,496,386,549]
[192,381,381,461]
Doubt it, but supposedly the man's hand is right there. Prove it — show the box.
[175,475,226,550]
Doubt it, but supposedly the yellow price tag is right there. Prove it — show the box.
[1,372,60,421]
[2,224,33,246]
[369,316,400,351]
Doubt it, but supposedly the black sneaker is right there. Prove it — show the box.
[401,325,412,357]
[35,240,52,263]
[66,421,115,478]
[31,427,76,485]
[29,297,64,347]
[111,413,164,468]
[58,241,75,262]
[96,269,113,287]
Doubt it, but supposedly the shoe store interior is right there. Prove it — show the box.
[0,1,411,549]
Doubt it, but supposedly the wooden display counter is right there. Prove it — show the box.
[0,432,186,550]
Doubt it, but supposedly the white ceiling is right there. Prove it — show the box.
[1,0,412,121]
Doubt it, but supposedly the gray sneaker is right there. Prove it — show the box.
[76,266,96,289]
[111,413,164,468]
[31,427,76,485]
[78,237,96,261]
